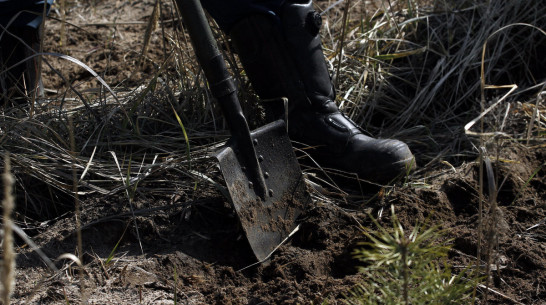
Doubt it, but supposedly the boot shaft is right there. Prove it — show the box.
[229,0,335,113]
[279,0,335,111]
[229,14,306,105]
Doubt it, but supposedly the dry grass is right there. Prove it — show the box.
[320,0,545,168]
[3,1,542,206]
[0,0,544,303]
[0,1,542,217]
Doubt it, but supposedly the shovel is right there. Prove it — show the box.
[175,0,311,262]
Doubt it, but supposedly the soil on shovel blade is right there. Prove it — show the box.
[6,0,546,304]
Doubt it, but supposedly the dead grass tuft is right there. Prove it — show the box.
[321,0,546,168]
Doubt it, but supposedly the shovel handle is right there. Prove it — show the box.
[175,0,268,198]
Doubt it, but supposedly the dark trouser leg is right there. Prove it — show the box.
[0,0,52,107]
[200,0,284,32]
[0,26,43,106]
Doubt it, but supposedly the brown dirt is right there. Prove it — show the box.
[12,144,546,304]
[6,0,546,304]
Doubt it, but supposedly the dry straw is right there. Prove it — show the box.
[0,1,543,302]
[327,0,546,166]
[1,153,15,305]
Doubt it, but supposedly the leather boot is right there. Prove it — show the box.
[229,0,415,183]
[0,26,44,107]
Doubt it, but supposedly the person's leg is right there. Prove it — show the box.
[227,0,414,183]
[0,26,43,105]
[200,0,284,32]
[0,0,53,106]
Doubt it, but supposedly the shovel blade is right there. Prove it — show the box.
[216,119,310,262]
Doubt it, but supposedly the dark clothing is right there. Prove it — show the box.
[0,0,53,29]
[200,0,284,32]
[1,0,51,104]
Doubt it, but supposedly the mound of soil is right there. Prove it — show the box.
[11,144,546,304]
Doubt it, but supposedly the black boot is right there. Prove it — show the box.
[229,0,414,184]
[0,26,44,107]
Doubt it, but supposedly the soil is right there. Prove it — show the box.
[6,1,546,304]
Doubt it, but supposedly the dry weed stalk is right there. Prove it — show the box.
[1,153,15,305]
[60,0,67,49]
[333,0,352,88]
[68,116,86,302]
[469,16,546,303]
[139,0,162,68]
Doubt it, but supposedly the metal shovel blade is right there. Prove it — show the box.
[216,119,310,262]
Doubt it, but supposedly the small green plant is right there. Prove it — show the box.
[345,206,480,305]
